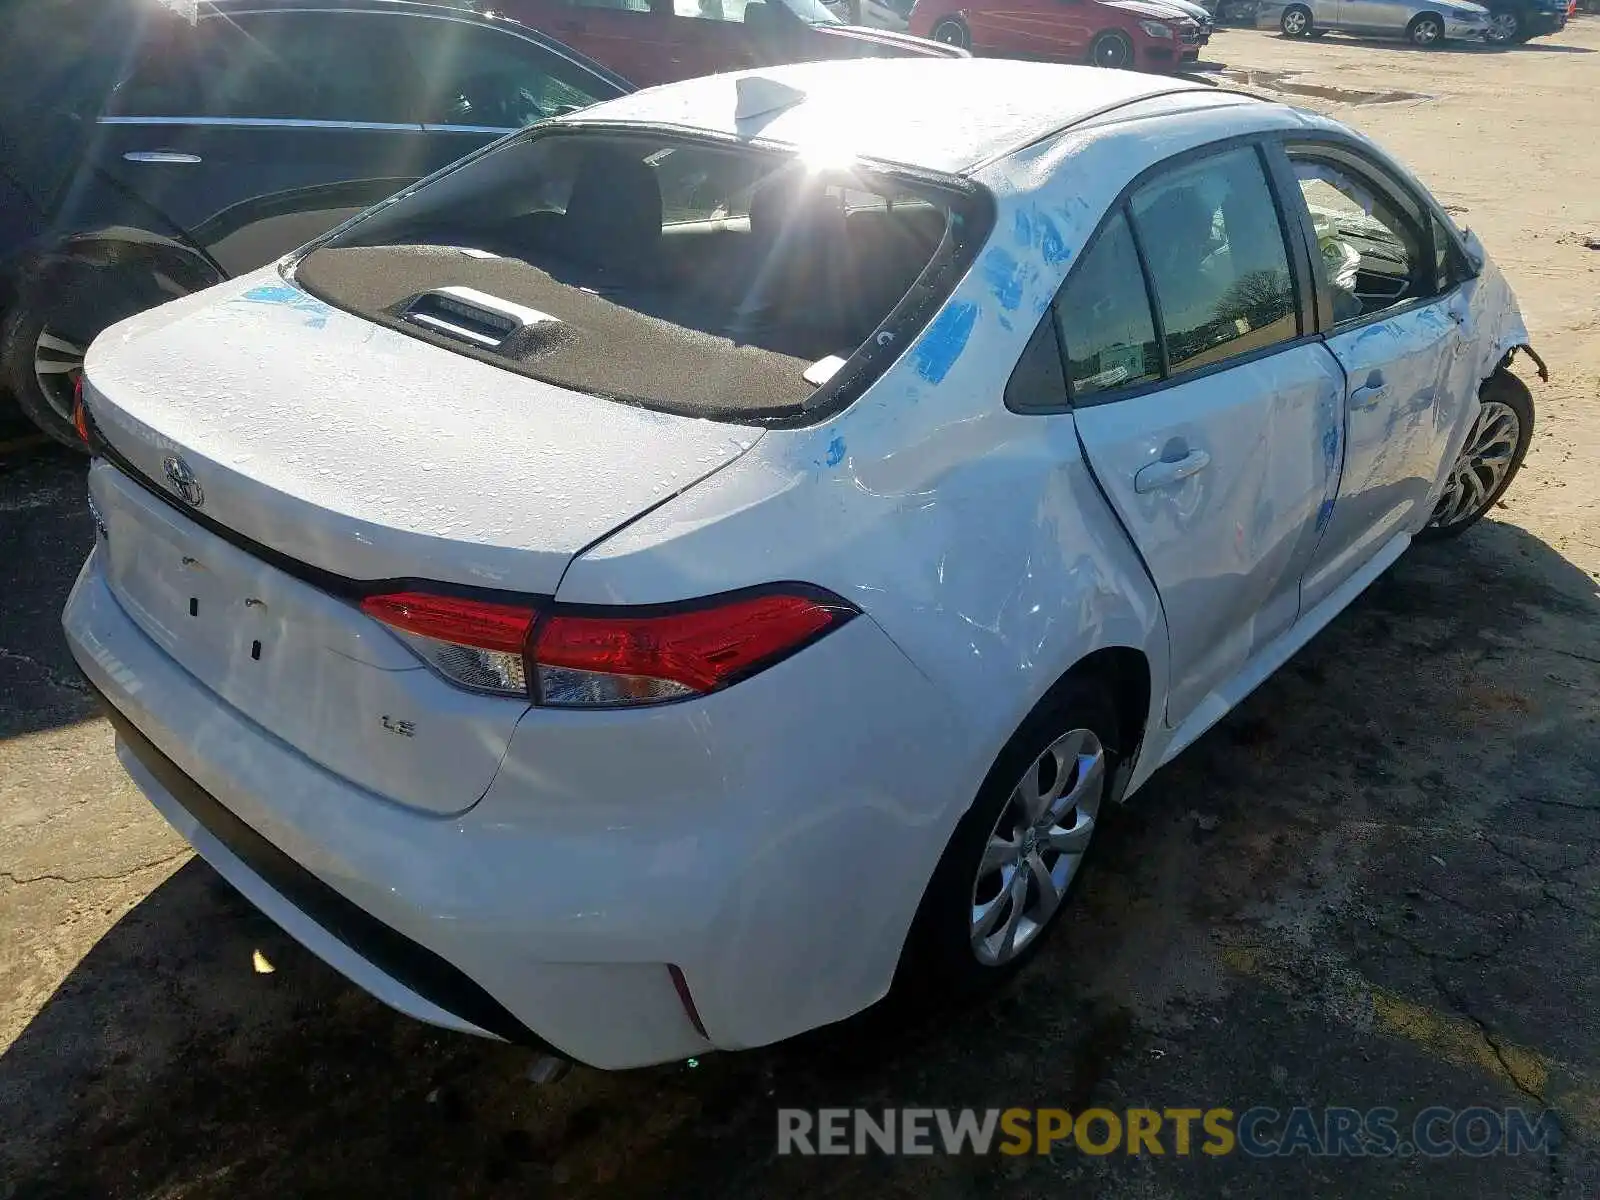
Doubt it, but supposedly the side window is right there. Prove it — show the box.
[1053,210,1161,399]
[1005,312,1069,413]
[116,13,424,123]
[674,0,754,21]
[1129,146,1298,377]
[1431,212,1469,291]
[394,18,619,128]
[1287,149,1432,325]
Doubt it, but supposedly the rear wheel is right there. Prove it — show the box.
[1089,29,1135,66]
[0,303,89,449]
[1485,7,1520,41]
[930,16,970,47]
[1280,4,1312,34]
[1419,371,1535,540]
[895,678,1119,998]
[1407,12,1445,44]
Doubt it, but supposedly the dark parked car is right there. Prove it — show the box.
[481,0,961,90]
[1482,0,1570,41]
[0,0,630,445]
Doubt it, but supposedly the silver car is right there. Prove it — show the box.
[1259,0,1490,43]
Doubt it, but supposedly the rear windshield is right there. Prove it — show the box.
[291,128,989,423]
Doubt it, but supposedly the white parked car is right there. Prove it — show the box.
[65,59,1542,1070]
[822,0,913,29]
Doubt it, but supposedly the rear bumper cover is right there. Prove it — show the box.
[64,542,968,1068]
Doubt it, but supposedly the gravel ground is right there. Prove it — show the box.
[2,23,1598,1199]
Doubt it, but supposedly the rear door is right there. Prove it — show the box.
[96,9,445,276]
[527,0,673,87]
[1059,143,1343,726]
[1278,140,1470,612]
[969,0,1095,58]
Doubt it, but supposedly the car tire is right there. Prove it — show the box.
[1485,6,1520,40]
[1406,12,1445,43]
[1089,30,1136,66]
[0,302,89,450]
[1280,4,1313,34]
[893,677,1121,1002]
[1418,370,1535,541]
[929,16,970,47]
[1307,26,1330,35]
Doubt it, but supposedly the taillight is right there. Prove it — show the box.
[72,375,89,444]
[359,592,535,695]
[358,587,856,707]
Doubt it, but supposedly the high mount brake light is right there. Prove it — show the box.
[359,588,856,706]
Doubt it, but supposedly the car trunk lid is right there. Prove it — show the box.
[82,272,762,815]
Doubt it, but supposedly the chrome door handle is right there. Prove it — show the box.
[123,150,202,164]
[1134,449,1211,494]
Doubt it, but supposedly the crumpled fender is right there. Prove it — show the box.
[1463,228,1549,383]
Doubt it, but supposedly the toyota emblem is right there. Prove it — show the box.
[162,455,205,508]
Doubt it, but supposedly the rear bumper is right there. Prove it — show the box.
[64,544,969,1068]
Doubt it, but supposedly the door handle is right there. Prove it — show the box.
[1349,368,1388,412]
[123,150,202,164]
[1134,449,1211,494]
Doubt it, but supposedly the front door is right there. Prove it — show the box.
[1279,142,1469,612]
[1061,144,1342,725]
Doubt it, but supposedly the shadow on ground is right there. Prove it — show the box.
[3,506,1597,1199]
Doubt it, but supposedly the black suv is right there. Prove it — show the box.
[0,0,629,445]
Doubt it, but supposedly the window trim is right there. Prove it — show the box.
[1268,132,1475,340]
[1041,133,1319,414]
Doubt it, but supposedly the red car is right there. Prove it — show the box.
[485,0,960,88]
[908,0,1204,69]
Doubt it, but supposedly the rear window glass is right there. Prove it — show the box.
[291,130,986,423]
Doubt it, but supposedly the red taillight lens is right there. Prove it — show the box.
[360,592,536,695]
[359,587,854,706]
[72,375,89,444]
[532,592,849,705]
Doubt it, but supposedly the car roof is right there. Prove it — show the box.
[562,58,1241,175]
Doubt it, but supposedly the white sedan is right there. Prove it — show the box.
[65,59,1542,1070]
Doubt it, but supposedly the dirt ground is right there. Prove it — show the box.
[3,24,1599,1200]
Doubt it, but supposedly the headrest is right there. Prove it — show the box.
[564,146,663,269]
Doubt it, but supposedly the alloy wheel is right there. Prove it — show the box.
[1429,400,1520,530]
[1486,10,1519,40]
[32,325,86,423]
[1411,15,1442,42]
[1281,7,1309,33]
[1092,34,1133,65]
[931,18,968,46]
[969,727,1105,967]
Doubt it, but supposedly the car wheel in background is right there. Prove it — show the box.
[0,304,92,450]
[1485,7,1520,40]
[1419,371,1535,540]
[894,677,1120,999]
[1406,12,1445,43]
[1089,29,1135,65]
[930,16,971,46]
[1279,4,1313,34]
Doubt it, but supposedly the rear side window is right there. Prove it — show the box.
[1053,210,1161,399]
[1128,146,1297,376]
[292,130,988,422]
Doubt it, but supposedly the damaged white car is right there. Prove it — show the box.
[64,60,1542,1070]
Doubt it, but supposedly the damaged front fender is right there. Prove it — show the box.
[1462,227,1549,384]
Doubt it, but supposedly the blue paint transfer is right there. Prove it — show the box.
[1036,211,1069,265]
[910,301,979,384]
[981,247,1024,312]
[825,435,846,467]
[1014,209,1034,249]
[1316,498,1335,532]
[236,282,332,329]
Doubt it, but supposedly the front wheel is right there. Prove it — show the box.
[929,16,970,47]
[1419,371,1535,540]
[894,679,1119,999]
[1280,4,1312,34]
[1089,30,1135,67]
[1407,12,1445,44]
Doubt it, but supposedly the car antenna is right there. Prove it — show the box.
[735,77,808,122]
